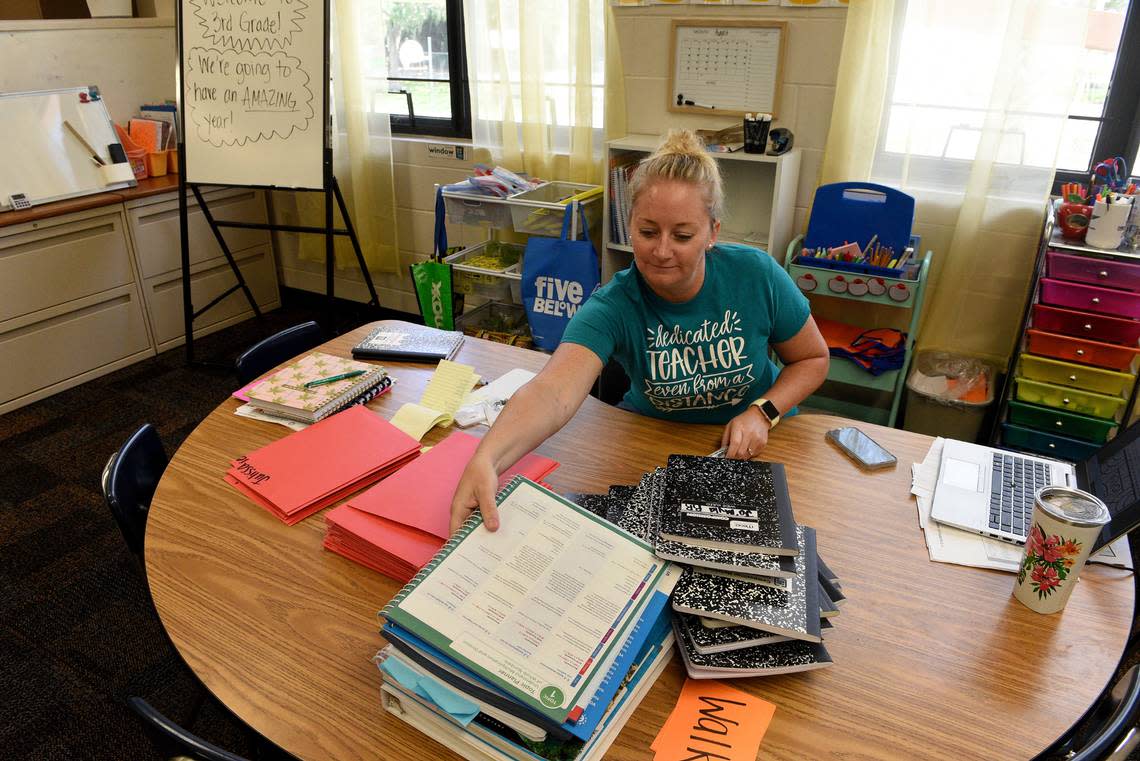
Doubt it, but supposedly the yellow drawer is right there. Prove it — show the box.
[1015,378,1125,421]
[1018,353,1135,397]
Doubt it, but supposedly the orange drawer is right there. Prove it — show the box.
[1046,250,1140,292]
[1026,329,1140,372]
[1031,304,1140,346]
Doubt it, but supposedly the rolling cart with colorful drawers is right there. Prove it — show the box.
[992,204,1140,458]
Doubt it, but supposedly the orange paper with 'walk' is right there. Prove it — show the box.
[651,678,775,761]
[225,405,421,525]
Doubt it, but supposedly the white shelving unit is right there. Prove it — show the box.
[603,134,800,282]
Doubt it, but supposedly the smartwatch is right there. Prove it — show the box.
[750,398,781,428]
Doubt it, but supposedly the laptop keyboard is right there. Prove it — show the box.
[990,454,1053,537]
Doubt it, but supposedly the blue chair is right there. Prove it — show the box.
[101,424,168,557]
[128,697,250,761]
[1049,665,1140,760]
[234,321,324,385]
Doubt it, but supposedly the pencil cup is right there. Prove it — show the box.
[166,148,180,174]
[1085,199,1132,250]
[145,151,168,178]
[1012,487,1109,615]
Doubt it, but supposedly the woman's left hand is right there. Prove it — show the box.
[721,405,771,460]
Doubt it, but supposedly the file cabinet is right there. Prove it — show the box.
[991,202,1140,457]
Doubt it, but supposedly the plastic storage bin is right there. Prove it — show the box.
[444,241,524,303]
[507,182,602,236]
[1016,353,1135,396]
[1031,304,1140,345]
[442,190,514,228]
[1014,378,1126,421]
[455,301,532,348]
[903,352,996,441]
[1025,329,1140,372]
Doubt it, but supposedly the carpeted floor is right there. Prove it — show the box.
[1,290,1138,760]
[0,292,401,759]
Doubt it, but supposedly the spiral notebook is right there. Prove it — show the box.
[246,352,387,424]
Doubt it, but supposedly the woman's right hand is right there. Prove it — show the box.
[449,452,501,534]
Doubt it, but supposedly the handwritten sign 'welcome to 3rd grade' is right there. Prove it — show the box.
[181,0,325,188]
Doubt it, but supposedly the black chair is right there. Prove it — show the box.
[128,697,250,761]
[234,321,324,385]
[1050,665,1140,760]
[101,424,168,556]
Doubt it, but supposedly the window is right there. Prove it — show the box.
[1054,0,1140,190]
[875,0,1139,193]
[367,0,470,138]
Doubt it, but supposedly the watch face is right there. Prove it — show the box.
[759,399,780,421]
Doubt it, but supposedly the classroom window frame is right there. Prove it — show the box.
[386,0,471,140]
[1052,0,1140,193]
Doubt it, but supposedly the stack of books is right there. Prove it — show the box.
[324,431,560,582]
[377,477,679,761]
[245,351,391,424]
[574,455,842,679]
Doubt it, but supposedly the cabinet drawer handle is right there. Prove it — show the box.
[1049,443,1056,449]
[1092,297,1101,304]
[1063,398,1071,404]
[1055,420,1064,427]
[1084,323,1093,331]
[1069,374,1078,381]
[1099,270,1109,278]
[1076,349,1085,356]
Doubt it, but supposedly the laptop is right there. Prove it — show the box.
[929,420,1140,551]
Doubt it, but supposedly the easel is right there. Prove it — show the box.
[175,0,380,364]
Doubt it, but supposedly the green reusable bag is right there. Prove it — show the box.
[409,260,456,330]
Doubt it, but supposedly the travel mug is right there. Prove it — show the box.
[1012,486,1109,614]
[1056,202,1093,241]
[1086,198,1133,250]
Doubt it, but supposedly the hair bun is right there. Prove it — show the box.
[657,128,706,158]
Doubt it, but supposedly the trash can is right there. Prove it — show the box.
[904,351,997,442]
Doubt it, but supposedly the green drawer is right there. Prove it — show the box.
[1015,378,1125,421]
[1002,423,1102,461]
[1018,354,1135,397]
[1007,401,1116,443]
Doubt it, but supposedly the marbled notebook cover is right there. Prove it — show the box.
[675,618,833,677]
[671,525,821,642]
[676,612,792,654]
[353,323,464,360]
[658,455,798,555]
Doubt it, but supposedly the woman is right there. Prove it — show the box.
[451,130,828,533]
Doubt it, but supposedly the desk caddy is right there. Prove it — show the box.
[990,200,1140,456]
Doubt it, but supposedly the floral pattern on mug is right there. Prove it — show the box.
[1018,523,1082,599]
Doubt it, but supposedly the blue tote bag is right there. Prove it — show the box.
[521,204,600,351]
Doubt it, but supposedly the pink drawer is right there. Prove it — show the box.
[1026,329,1140,372]
[1046,251,1140,292]
[1032,304,1140,345]
[1039,278,1140,319]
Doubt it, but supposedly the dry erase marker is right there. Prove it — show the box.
[304,370,366,388]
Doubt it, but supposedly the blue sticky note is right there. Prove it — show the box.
[380,657,480,725]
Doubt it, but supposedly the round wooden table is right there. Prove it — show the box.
[147,321,1135,760]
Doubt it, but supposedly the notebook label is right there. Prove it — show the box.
[233,455,271,485]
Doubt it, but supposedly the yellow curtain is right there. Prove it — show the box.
[818,0,896,186]
[466,0,607,184]
[297,0,400,273]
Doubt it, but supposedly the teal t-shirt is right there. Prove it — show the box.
[561,243,810,424]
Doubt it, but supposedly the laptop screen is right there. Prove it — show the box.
[1084,420,1140,550]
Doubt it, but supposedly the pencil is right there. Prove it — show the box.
[63,120,105,166]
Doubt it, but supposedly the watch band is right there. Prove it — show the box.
[750,397,781,427]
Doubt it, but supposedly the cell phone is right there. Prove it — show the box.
[826,427,897,470]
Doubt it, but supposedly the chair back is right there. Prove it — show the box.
[1068,664,1140,761]
[128,697,250,761]
[102,424,167,556]
[234,321,324,385]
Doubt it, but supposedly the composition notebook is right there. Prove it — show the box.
[246,351,387,424]
[381,476,671,726]
[657,455,798,556]
[353,323,465,362]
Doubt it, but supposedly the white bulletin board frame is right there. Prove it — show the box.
[668,19,786,118]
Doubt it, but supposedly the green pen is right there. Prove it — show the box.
[304,369,367,388]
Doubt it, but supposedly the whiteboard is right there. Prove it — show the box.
[669,20,786,118]
[0,87,135,211]
[179,0,327,189]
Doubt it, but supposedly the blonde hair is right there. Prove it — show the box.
[628,129,724,223]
